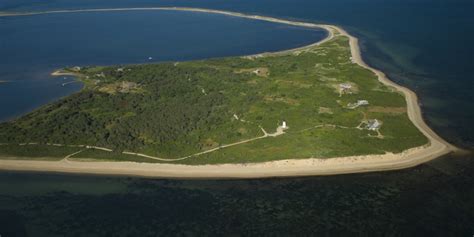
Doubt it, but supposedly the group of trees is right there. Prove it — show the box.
[0,62,244,157]
[0,36,427,160]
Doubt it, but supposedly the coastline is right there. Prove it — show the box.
[0,7,458,178]
[51,70,81,77]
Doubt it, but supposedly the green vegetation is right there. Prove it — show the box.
[0,144,76,160]
[0,35,428,163]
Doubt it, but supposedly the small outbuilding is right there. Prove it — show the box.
[339,83,352,90]
[367,119,381,131]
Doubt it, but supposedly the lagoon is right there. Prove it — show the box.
[0,10,326,121]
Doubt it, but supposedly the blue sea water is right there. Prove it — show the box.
[0,1,473,236]
[0,10,326,121]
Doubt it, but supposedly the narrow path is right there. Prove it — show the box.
[3,123,356,162]
[112,123,346,162]
[294,124,352,134]
[64,149,85,159]
[122,125,286,162]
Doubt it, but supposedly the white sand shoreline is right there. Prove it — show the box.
[0,7,459,178]
[51,70,80,77]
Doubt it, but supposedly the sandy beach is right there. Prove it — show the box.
[51,70,81,77]
[0,7,459,178]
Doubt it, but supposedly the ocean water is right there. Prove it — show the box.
[0,10,326,121]
[0,155,473,236]
[0,1,473,236]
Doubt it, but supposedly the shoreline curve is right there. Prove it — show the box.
[0,7,459,178]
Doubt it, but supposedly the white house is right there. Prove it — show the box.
[282,121,287,129]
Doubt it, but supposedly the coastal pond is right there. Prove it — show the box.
[0,10,327,121]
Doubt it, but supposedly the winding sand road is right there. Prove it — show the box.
[0,7,459,178]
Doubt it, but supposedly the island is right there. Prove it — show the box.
[0,7,457,178]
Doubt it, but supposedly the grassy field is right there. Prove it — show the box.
[0,35,428,164]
